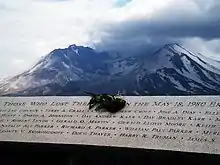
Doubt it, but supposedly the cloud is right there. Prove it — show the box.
[0,0,115,78]
[1,0,220,78]
[182,37,220,60]
[0,3,7,10]
[93,0,220,55]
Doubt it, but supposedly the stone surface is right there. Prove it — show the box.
[0,96,220,155]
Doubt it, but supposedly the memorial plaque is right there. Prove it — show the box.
[0,96,220,155]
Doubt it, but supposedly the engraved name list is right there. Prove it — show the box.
[0,96,220,155]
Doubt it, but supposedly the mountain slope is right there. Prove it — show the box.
[0,44,114,95]
[1,43,220,96]
[131,44,220,95]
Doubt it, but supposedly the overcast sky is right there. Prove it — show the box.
[1,0,220,78]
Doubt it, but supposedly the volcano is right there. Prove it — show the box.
[1,43,220,96]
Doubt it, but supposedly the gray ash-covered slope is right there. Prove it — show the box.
[1,43,220,96]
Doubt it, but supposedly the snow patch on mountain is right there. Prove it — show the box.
[62,62,70,69]
[171,44,220,75]
[178,55,202,83]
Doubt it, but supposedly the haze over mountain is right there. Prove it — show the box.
[1,43,220,96]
